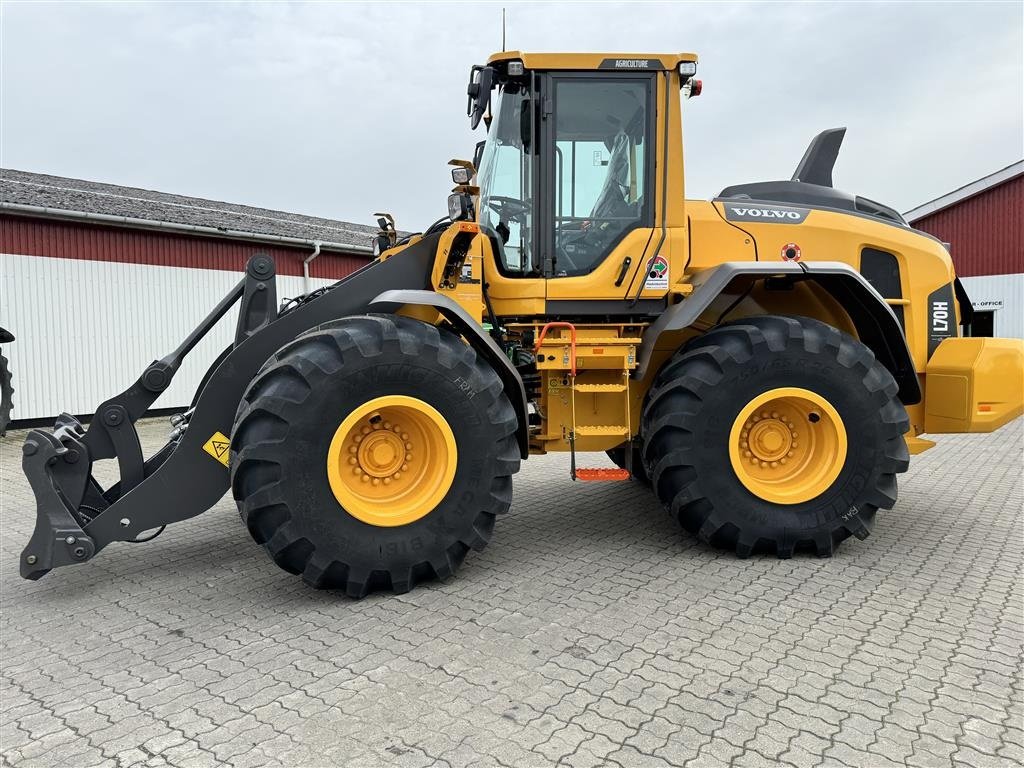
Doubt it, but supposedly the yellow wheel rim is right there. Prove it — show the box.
[326,395,457,527]
[728,387,847,505]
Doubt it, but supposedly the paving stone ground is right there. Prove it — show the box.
[1,417,1022,768]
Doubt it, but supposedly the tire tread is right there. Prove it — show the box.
[231,314,519,594]
[642,315,910,558]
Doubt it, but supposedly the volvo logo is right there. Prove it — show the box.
[723,204,809,224]
[730,207,801,219]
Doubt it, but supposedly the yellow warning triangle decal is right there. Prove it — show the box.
[202,431,231,467]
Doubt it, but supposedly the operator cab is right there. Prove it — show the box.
[464,52,696,283]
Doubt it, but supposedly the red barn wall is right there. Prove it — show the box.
[910,174,1023,278]
[0,215,367,279]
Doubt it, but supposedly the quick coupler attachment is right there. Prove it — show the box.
[19,416,97,580]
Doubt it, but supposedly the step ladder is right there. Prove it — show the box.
[533,322,633,482]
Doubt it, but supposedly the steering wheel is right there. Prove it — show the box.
[554,245,581,275]
[554,222,584,274]
[486,196,530,223]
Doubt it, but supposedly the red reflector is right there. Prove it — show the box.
[691,79,703,96]
[576,467,631,482]
[979,404,992,412]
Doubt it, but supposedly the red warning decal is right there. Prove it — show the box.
[781,243,802,262]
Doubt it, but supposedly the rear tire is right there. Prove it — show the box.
[642,315,909,558]
[231,314,520,596]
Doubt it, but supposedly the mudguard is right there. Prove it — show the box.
[368,289,529,458]
[635,261,922,405]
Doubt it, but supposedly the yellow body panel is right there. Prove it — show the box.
[532,327,638,453]
[488,50,697,71]
[924,338,1024,433]
[383,50,1019,459]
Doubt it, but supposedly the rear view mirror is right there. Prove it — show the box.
[467,65,495,130]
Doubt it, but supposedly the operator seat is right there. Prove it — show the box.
[589,130,635,221]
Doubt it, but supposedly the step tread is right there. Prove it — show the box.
[573,383,628,392]
[574,425,630,436]
[576,467,632,482]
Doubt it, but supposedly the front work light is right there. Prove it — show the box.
[448,192,473,221]
[451,167,472,184]
[507,60,525,76]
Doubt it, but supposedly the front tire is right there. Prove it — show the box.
[231,314,520,596]
[642,315,909,558]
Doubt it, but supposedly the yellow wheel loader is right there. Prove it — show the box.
[18,51,1024,596]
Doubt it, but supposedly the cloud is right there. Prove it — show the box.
[2,1,1021,230]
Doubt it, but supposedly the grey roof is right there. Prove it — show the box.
[904,160,1024,222]
[0,168,380,251]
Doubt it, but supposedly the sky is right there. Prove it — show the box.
[2,1,1022,231]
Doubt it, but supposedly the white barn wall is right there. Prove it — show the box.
[959,273,1024,339]
[1,253,332,421]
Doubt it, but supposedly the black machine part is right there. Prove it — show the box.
[18,234,528,580]
[792,127,846,187]
[719,128,907,227]
[0,327,13,437]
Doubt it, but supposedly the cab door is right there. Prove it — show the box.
[540,72,661,307]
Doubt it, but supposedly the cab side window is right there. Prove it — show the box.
[552,78,650,277]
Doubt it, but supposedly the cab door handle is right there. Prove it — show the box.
[614,257,632,287]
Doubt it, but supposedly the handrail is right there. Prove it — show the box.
[534,321,578,376]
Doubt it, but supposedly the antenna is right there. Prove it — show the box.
[502,7,506,51]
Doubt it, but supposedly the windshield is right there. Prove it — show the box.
[477,82,534,273]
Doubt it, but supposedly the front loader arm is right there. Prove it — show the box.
[20,237,439,580]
